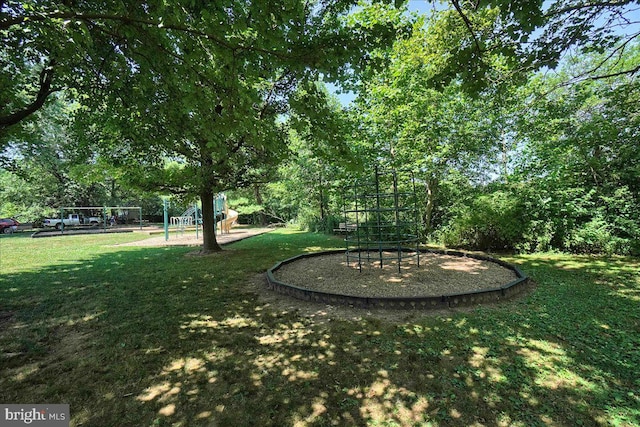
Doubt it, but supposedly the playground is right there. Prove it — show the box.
[265,168,529,310]
[28,193,274,246]
[268,250,528,305]
[0,162,633,427]
[3,2,638,424]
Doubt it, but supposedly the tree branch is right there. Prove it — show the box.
[545,0,634,18]
[590,63,640,80]
[1,10,303,61]
[540,31,640,94]
[0,61,58,129]
[583,31,640,75]
[450,0,483,55]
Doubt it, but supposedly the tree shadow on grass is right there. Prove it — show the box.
[1,246,639,426]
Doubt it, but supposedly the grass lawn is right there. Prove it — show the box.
[1,229,639,426]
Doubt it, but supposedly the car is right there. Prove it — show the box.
[0,218,19,234]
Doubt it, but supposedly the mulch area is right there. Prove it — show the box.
[271,251,518,298]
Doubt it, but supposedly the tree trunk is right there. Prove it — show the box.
[424,178,437,234]
[200,189,222,253]
[501,129,509,179]
[110,178,117,206]
[254,185,267,226]
[319,173,325,220]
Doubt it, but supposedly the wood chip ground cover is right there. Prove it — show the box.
[272,252,517,298]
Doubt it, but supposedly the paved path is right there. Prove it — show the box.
[116,226,273,247]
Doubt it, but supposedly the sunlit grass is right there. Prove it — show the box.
[0,230,639,426]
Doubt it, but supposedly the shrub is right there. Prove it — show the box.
[517,220,556,253]
[564,216,613,254]
[439,191,524,251]
[297,208,341,234]
[564,216,640,256]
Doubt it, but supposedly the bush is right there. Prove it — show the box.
[564,216,639,256]
[439,191,524,251]
[564,216,613,254]
[297,208,341,234]
[517,220,556,253]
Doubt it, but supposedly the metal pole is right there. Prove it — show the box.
[393,170,402,273]
[374,166,383,268]
[60,207,64,234]
[354,181,362,272]
[139,207,142,230]
[342,186,348,267]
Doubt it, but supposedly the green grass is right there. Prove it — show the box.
[1,230,639,426]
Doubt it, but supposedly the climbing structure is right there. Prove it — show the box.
[342,167,420,273]
[175,193,237,235]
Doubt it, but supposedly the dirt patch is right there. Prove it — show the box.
[114,226,272,247]
[271,252,518,298]
[50,328,91,360]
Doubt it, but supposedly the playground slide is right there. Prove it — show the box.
[217,209,238,233]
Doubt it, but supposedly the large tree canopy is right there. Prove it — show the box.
[346,3,640,254]
[403,0,640,93]
[2,0,638,256]
[1,0,410,251]
[0,0,407,132]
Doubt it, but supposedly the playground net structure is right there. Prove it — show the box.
[341,168,420,273]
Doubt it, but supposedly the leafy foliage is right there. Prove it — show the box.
[439,189,524,250]
[421,0,640,93]
[2,1,639,255]
[1,0,409,250]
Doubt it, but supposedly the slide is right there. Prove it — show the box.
[217,209,238,234]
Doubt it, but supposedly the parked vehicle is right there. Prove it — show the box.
[0,218,19,234]
[43,214,101,229]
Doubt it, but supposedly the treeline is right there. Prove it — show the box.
[2,2,638,254]
[236,23,640,255]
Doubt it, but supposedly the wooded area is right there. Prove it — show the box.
[2,0,639,255]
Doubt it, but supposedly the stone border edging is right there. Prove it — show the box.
[265,249,529,310]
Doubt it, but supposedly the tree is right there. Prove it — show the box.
[0,95,93,210]
[353,17,499,234]
[0,92,160,220]
[510,44,640,253]
[0,0,287,134]
[438,42,640,254]
[231,83,356,229]
[416,0,640,93]
[66,1,409,252]
[1,0,127,135]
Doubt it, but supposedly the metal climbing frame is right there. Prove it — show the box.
[162,194,227,241]
[343,167,420,273]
